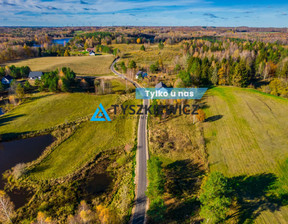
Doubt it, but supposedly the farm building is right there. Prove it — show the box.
[1,75,14,85]
[136,71,148,79]
[86,48,95,52]
[29,71,43,80]
[155,81,167,89]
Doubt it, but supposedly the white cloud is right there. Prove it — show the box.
[0,0,288,27]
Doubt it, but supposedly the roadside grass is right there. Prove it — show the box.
[5,55,114,76]
[203,86,288,223]
[28,98,140,180]
[148,111,207,223]
[0,92,117,136]
[111,78,135,94]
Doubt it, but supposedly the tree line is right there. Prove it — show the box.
[174,39,288,97]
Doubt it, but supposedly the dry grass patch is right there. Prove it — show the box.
[6,55,114,76]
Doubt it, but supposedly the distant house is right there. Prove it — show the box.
[89,51,96,56]
[86,48,95,52]
[155,82,167,89]
[29,71,43,80]
[1,75,13,85]
[135,71,148,79]
[155,81,169,94]
[142,72,148,79]
[155,82,169,96]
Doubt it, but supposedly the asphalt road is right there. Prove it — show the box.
[111,59,148,224]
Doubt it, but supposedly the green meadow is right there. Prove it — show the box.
[203,87,288,223]
[28,98,139,180]
[0,93,116,136]
[0,88,138,180]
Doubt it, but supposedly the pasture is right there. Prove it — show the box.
[203,87,288,223]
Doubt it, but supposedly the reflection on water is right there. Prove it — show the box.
[52,38,72,46]
[0,135,54,208]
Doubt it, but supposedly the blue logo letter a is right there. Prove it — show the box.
[91,103,111,121]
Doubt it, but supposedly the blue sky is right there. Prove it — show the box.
[0,0,287,27]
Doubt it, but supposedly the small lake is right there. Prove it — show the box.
[52,38,72,46]
[0,135,54,208]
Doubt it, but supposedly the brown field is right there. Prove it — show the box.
[6,55,115,76]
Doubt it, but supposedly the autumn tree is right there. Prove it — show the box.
[136,38,141,44]
[78,201,96,223]
[64,50,70,56]
[96,205,119,224]
[16,83,25,101]
[84,42,89,50]
[0,190,15,224]
[211,67,218,85]
[35,211,55,224]
[196,109,206,122]
[218,65,226,85]
[12,163,26,179]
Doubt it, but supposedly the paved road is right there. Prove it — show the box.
[111,59,149,224]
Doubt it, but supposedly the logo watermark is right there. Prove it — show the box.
[136,88,208,99]
[90,103,111,121]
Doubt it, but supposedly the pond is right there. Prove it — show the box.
[0,135,54,208]
[52,38,72,46]
[85,173,112,196]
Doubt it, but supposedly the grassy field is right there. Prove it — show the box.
[203,87,288,176]
[6,55,114,76]
[0,93,117,136]
[112,43,182,68]
[28,99,139,180]
[28,97,139,180]
[0,89,139,180]
[110,78,135,93]
[203,87,288,223]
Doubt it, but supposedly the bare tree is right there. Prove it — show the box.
[0,191,15,224]
[13,163,26,179]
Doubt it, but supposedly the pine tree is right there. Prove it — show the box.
[140,45,145,51]
[24,81,32,91]
[199,172,231,223]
